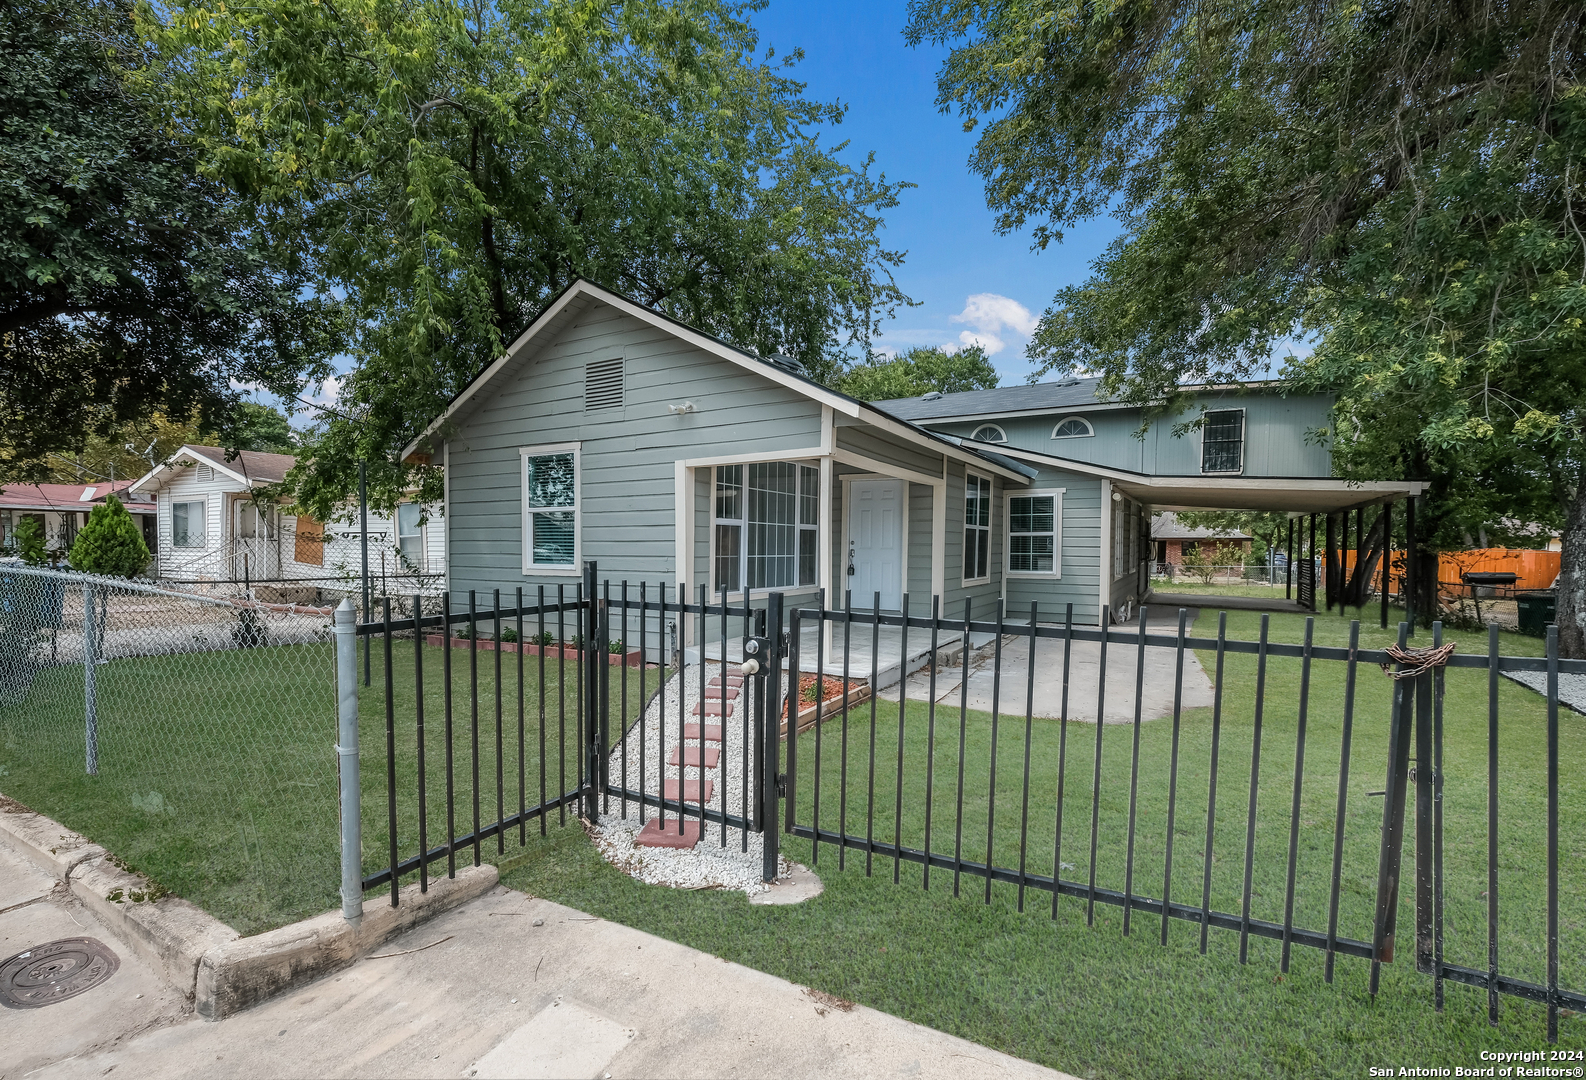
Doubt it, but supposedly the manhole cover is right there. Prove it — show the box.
[0,937,120,1009]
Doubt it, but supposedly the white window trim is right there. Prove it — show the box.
[969,423,1007,444]
[711,460,820,596]
[395,502,425,572]
[520,442,581,575]
[1200,408,1246,475]
[1051,416,1095,439]
[961,470,993,587]
[1005,488,1064,579]
[171,497,208,549]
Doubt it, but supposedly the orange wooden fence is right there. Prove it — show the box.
[1341,548,1560,596]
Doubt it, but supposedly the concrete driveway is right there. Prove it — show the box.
[881,611,1215,724]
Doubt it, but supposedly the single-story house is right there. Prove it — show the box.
[1149,511,1252,569]
[128,445,445,590]
[401,278,1423,639]
[0,482,157,559]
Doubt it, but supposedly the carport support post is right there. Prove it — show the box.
[1308,515,1318,611]
[1381,501,1392,629]
[1406,497,1418,636]
[83,582,98,775]
[1286,519,1294,600]
[333,599,363,926]
[1325,514,1338,611]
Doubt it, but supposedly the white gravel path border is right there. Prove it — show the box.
[1502,670,1586,715]
[591,662,789,895]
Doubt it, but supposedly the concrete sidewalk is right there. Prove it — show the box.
[12,868,1074,1080]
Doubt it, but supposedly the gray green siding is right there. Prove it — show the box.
[931,391,1334,478]
[445,302,823,602]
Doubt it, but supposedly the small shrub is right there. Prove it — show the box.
[499,626,518,643]
[453,624,472,639]
[608,639,624,654]
[534,631,555,646]
[68,495,150,577]
[12,516,47,566]
[568,634,583,649]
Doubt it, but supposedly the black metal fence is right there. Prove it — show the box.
[784,596,1583,1043]
[358,569,1582,1043]
[356,566,785,900]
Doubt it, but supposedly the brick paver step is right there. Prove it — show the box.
[701,683,741,700]
[709,674,746,686]
[668,746,720,768]
[692,700,735,716]
[663,777,714,802]
[682,723,723,742]
[635,817,701,849]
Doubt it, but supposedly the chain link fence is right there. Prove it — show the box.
[0,564,339,935]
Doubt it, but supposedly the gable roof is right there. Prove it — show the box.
[874,377,1108,422]
[1151,511,1251,541]
[129,445,296,494]
[400,278,1029,482]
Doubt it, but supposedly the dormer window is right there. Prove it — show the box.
[1051,416,1094,439]
[970,424,1007,443]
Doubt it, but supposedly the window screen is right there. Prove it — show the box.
[173,500,206,547]
[396,503,424,570]
[1008,495,1057,573]
[963,473,992,581]
[1201,410,1244,473]
[524,451,576,567]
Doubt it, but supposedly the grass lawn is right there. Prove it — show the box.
[1150,580,1297,598]
[497,606,1584,1078]
[0,639,647,935]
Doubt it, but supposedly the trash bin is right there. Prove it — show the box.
[1516,591,1556,638]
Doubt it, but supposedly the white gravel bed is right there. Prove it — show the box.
[1503,670,1586,715]
[591,662,790,894]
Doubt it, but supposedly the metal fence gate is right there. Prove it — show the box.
[356,565,784,902]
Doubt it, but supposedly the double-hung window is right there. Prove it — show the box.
[1007,491,1061,576]
[1201,409,1245,474]
[962,473,992,583]
[172,500,206,548]
[521,444,579,572]
[713,462,818,593]
[396,503,424,571]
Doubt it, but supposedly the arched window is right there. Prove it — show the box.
[1051,416,1095,439]
[970,424,1007,443]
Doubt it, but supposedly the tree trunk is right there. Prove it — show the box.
[1557,472,1586,659]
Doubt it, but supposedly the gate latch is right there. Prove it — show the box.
[741,636,773,677]
[776,773,788,796]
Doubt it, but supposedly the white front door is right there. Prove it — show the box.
[847,479,904,611]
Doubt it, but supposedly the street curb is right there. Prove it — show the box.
[0,792,497,1021]
[195,866,497,1020]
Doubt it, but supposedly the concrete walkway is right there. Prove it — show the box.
[880,615,1216,724]
[1147,591,1312,615]
[9,852,1072,1079]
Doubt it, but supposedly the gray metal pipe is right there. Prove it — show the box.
[83,582,98,775]
[334,598,363,925]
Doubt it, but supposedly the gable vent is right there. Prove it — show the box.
[584,358,625,412]
[197,465,214,482]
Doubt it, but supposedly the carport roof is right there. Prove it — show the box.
[977,442,1425,513]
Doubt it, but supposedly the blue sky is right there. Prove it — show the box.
[748,0,1123,384]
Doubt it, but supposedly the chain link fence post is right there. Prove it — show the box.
[334,599,363,926]
[83,581,98,775]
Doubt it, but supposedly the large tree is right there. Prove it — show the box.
[0,0,341,482]
[907,0,1586,652]
[836,344,999,401]
[144,0,913,517]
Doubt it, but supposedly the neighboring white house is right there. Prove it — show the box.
[128,445,445,590]
[0,481,158,559]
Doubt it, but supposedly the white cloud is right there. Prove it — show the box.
[950,293,1038,356]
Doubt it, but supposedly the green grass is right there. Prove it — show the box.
[1151,579,1296,598]
[495,606,1584,1078]
[0,638,646,935]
